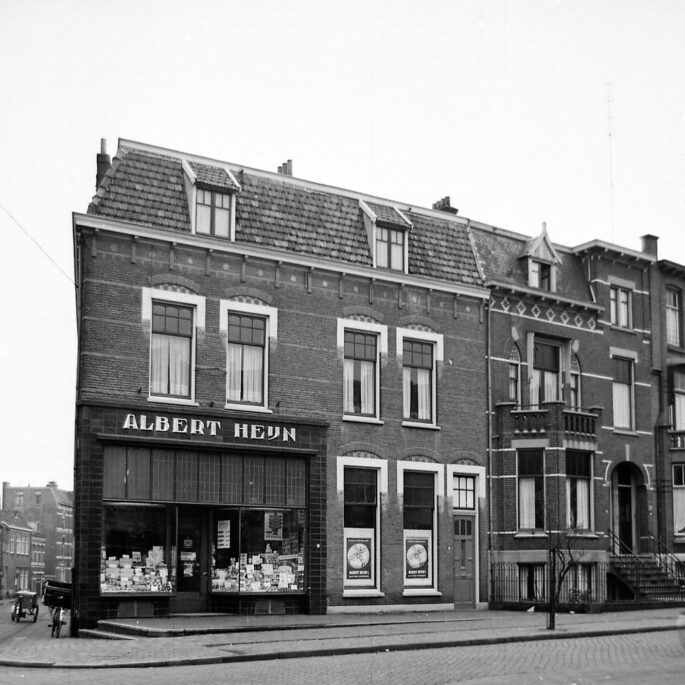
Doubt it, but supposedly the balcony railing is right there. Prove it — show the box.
[503,403,599,438]
[669,430,685,449]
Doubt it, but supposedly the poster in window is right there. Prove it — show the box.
[405,536,429,579]
[346,537,372,580]
[217,520,231,549]
[264,512,283,541]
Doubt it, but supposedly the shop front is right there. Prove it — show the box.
[74,405,327,626]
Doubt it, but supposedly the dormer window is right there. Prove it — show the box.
[520,224,560,293]
[182,159,240,240]
[196,189,230,238]
[359,200,412,274]
[376,227,404,271]
[530,260,552,291]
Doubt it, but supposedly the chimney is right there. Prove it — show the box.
[432,196,458,215]
[640,234,658,258]
[277,160,293,176]
[96,138,111,189]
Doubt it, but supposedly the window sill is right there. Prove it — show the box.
[611,428,639,437]
[342,589,385,598]
[514,532,548,539]
[224,403,273,414]
[608,324,637,335]
[147,396,199,407]
[567,532,599,539]
[401,421,441,430]
[343,416,384,425]
[402,589,441,597]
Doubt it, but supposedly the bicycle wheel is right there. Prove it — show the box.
[53,607,62,638]
[10,605,16,621]
[33,606,39,623]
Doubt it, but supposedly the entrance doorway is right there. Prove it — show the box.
[174,507,208,613]
[453,516,475,606]
[611,462,646,554]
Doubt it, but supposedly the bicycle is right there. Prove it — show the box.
[43,580,71,639]
[48,604,67,638]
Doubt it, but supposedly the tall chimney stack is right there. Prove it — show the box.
[640,234,659,258]
[96,138,111,189]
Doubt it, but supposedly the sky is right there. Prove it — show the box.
[1,0,684,494]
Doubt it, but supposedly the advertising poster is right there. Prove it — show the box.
[346,537,372,580]
[405,536,430,579]
[264,511,284,541]
[217,520,231,549]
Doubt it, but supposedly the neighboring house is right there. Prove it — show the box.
[2,482,74,583]
[0,512,32,597]
[72,140,490,628]
[652,256,685,553]
[30,527,46,594]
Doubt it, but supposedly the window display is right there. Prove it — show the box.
[211,509,305,593]
[101,506,175,594]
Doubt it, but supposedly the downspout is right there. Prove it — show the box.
[486,295,493,605]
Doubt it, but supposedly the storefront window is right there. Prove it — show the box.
[101,505,175,594]
[211,509,305,593]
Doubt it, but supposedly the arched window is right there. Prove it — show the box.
[508,345,521,406]
[569,355,582,410]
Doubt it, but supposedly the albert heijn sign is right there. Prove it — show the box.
[121,413,297,443]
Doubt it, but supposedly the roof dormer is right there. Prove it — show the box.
[359,199,413,273]
[182,159,241,240]
[520,223,561,292]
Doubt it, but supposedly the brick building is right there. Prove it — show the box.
[2,481,74,583]
[72,140,490,628]
[0,511,32,597]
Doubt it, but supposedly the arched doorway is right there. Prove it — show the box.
[611,462,647,554]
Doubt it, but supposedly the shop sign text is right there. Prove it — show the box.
[122,414,297,442]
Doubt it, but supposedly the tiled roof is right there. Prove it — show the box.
[470,227,592,302]
[365,201,412,228]
[89,148,190,233]
[87,145,483,287]
[189,162,240,190]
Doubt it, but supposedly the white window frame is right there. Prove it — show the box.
[517,449,545,531]
[220,300,278,413]
[337,456,388,597]
[611,348,637,431]
[565,452,593,531]
[528,258,554,291]
[673,463,685,538]
[610,285,632,328]
[375,226,406,272]
[142,288,205,406]
[337,319,388,424]
[398,461,443,594]
[396,328,443,428]
[666,287,682,347]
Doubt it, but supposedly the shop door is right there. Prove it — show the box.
[453,516,475,606]
[175,508,208,613]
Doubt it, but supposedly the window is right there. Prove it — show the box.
[508,345,521,405]
[227,314,265,404]
[610,286,632,328]
[454,476,475,510]
[344,467,378,588]
[151,303,192,398]
[673,464,685,536]
[143,288,205,403]
[400,464,440,589]
[569,355,581,410]
[196,188,230,238]
[344,331,376,416]
[666,288,682,347]
[612,357,634,430]
[338,319,387,421]
[530,260,551,290]
[518,450,544,530]
[672,370,685,434]
[221,301,277,411]
[566,451,591,530]
[566,563,594,603]
[376,227,405,271]
[35,492,41,505]
[531,340,560,408]
[519,563,545,601]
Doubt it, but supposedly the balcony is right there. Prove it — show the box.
[669,430,685,449]
[497,401,600,440]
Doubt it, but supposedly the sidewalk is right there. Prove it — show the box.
[1,606,683,669]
